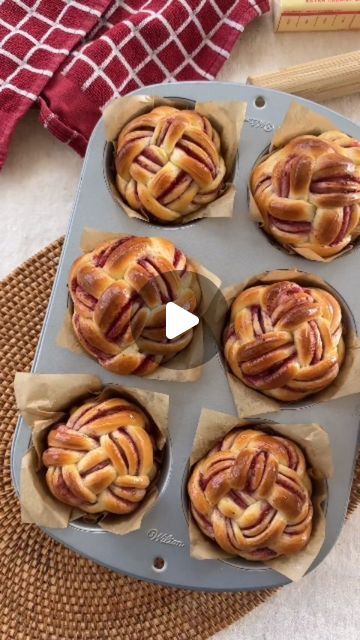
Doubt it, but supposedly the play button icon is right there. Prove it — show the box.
[131,268,228,371]
[165,302,199,340]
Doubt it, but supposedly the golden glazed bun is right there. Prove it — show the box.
[43,397,158,515]
[251,131,360,259]
[69,235,201,376]
[188,427,313,561]
[115,106,226,223]
[224,280,344,402]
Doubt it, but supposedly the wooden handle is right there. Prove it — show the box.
[247,50,360,102]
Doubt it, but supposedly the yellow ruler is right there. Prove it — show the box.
[274,0,360,31]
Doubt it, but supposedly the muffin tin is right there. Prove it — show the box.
[11,82,360,591]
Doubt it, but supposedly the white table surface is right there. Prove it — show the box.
[1,13,359,640]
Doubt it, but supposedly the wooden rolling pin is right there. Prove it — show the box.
[247,50,360,102]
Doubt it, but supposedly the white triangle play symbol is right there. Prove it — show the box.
[165,302,199,340]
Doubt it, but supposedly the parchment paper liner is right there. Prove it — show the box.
[103,94,247,224]
[249,101,358,262]
[57,227,221,383]
[188,407,332,582]
[219,269,360,418]
[14,373,169,534]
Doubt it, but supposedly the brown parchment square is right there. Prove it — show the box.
[15,373,169,535]
[102,94,246,224]
[188,407,332,582]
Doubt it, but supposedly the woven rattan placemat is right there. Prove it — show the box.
[1,239,359,640]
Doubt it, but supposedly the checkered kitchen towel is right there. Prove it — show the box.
[0,0,269,167]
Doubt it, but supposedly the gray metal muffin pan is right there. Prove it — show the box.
[11,82,360,591]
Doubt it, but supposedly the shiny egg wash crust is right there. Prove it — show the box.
[251,131,360,259]
[69,236,201,376]
[43,397,159,515]
[224,281,345,402]
[115,106,226,223]
[188,428,313,561]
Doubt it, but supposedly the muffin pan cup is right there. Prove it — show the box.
[104,94,246,225]
[11,82,360,591]
[15,375,170,533]
[220,268,360,417]
[187,411,332,582]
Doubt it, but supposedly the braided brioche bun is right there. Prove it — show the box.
[188,427,313,561]
[43,396,159,515]
[114,106,226,223]
[251,131,360,260]
[224,279,345,402]
[69,235,201,376]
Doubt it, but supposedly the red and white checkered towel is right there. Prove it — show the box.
[0,0,269,167]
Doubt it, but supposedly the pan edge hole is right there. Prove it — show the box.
[254,95,266,109]
[153,556,166,572]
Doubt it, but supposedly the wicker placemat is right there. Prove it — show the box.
[1,239,359,640]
